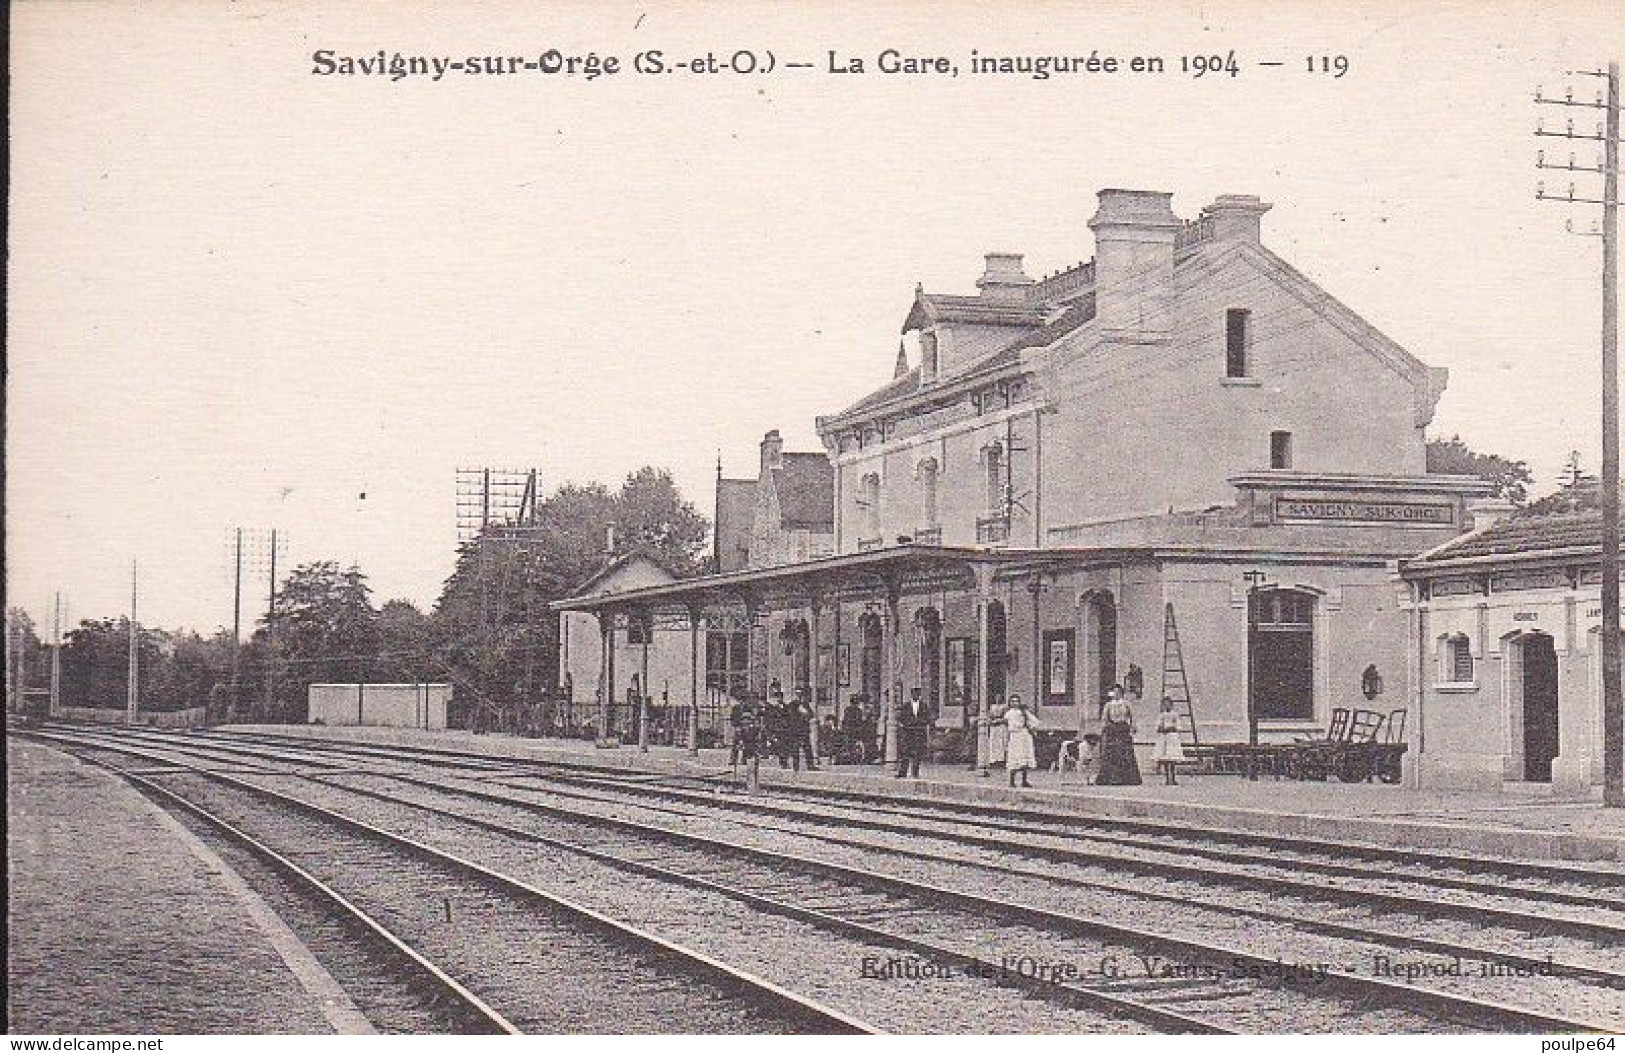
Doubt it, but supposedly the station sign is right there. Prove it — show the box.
[1275,497,1455,526]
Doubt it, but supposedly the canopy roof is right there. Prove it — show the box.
[551,543,1096,615]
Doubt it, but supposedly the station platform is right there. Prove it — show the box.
[5,739,370,1034]
[228,725,1625,865]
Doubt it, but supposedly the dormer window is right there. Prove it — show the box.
[920,331,939,383]
[1226,308,1251,378]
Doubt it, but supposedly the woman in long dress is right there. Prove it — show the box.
[1153,695,1186,785]
[1095,684,1143,786]
[1003,694,1038,787]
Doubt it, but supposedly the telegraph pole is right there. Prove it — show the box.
[126,562,139,724]
[1537,61,1622,805]
[50,592,62,718]
[231,527,243,722]
[265,528,278,721]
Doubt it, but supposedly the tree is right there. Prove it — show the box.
[1522,451,1601,517]
[6,607,48,700]
[59,617,166,710]
[375,599,435,683]
[1427,435,1534,504]
[252,562,379,722]
[429,467,711,731]
[612,467,711,575]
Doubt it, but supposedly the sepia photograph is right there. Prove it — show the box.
[7,0,1625,1042]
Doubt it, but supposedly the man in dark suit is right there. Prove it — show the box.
[895,686,933,778]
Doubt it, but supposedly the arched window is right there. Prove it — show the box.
[1249,588,1316,721]
[917,457,940,530]
[1439,633,1474,684]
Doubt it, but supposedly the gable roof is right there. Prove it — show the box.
[570,552,680,597]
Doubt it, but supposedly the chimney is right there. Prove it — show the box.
[1087,189,1181,338]
[1204,194,1273,243]
[760,429,784,475]
[1465,497,1517,532]
[976,253,1033,303]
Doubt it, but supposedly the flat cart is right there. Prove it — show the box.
[1186,707,1407,783]
[1283,707,1407,784]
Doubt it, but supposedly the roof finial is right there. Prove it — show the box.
[894,340,910,379]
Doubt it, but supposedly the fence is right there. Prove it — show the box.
[55,705,210,729]
[551,685,733,747]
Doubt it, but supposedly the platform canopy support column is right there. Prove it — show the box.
[974,563,996,771]
[687,602,703,756]
[883,576,903,766]
[809,590,826,758]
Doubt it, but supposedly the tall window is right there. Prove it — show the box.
[1270,430,1293,469]
[858,472,882,538]
[1250,588,1315,720]
[984,443,1005,514]
[1226,308,1251,378]
[918,457,940,529]
[1442,634,1475,684]
[920,331,939,382]
[705,630,749,701]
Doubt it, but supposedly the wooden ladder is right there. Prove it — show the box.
[1161,603,1201,746]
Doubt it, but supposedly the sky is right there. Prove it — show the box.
[8,0,1625,634]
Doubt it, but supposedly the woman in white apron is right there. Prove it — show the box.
[1003,694,1038,788]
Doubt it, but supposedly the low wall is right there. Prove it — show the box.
[56,705,210,729]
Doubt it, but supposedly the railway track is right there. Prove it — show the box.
[28,732,871,1035]
[62,748,517,1035]
[24,726,1620,1033]
[152,726,1625,946]
[191,725,1625,886]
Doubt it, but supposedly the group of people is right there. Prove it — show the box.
[728,680,1191,789]
[729,681,820,771]
[985,685,1188,787]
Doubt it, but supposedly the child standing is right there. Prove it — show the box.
[1003,694,1038,788]
[1154,696,1186,785]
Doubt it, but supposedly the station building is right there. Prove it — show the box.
[1400,510,1620,790]
[556,188,1491,773]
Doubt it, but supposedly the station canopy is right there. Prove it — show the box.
[550,544,1110,618]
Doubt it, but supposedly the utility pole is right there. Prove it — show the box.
[231,527,243,723]
[50,592,62,718]
[126,562,139,724]
[265,528,279,722]
[1537,61,1622,805]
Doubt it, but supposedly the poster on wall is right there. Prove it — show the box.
[837,643,851,687]
[1043,629,1075,702]
[946,637,976,708]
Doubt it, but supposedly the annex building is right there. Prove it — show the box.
[1401,510,1620,790]
[557,187,1493,776]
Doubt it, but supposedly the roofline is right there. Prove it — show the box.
[1400,543,1615,578]
[569,551,681,596]
[817,359,1029,435]
[553,544,1120,612]
[555,539,1413,614]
